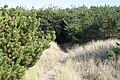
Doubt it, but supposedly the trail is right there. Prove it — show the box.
[41,52,69,80]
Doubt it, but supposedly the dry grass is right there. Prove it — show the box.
[54,58,120,80]
[68,39,120,61]
[23,39,120,80]
[23,42,62,80]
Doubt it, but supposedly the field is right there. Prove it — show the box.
[23,39,120,80]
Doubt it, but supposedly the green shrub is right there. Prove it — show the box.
[107,42,120,61]
[0,5,55,80]
[34,6,120,44]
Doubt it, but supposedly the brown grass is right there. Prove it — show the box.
[23,39,120,80]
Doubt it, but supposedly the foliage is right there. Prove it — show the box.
[33,5,120,44]
[0,5,55,80]
[107,42,120,61]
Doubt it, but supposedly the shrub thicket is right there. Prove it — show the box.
[33,5,120,44]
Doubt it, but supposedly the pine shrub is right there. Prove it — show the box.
[0,5,55,80]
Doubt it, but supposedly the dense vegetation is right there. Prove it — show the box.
[0,4,120,80]
[0,5,55,80]
[34,5,120,44]
[2,5,119,44]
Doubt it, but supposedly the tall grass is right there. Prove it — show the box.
[23,39,120,80]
